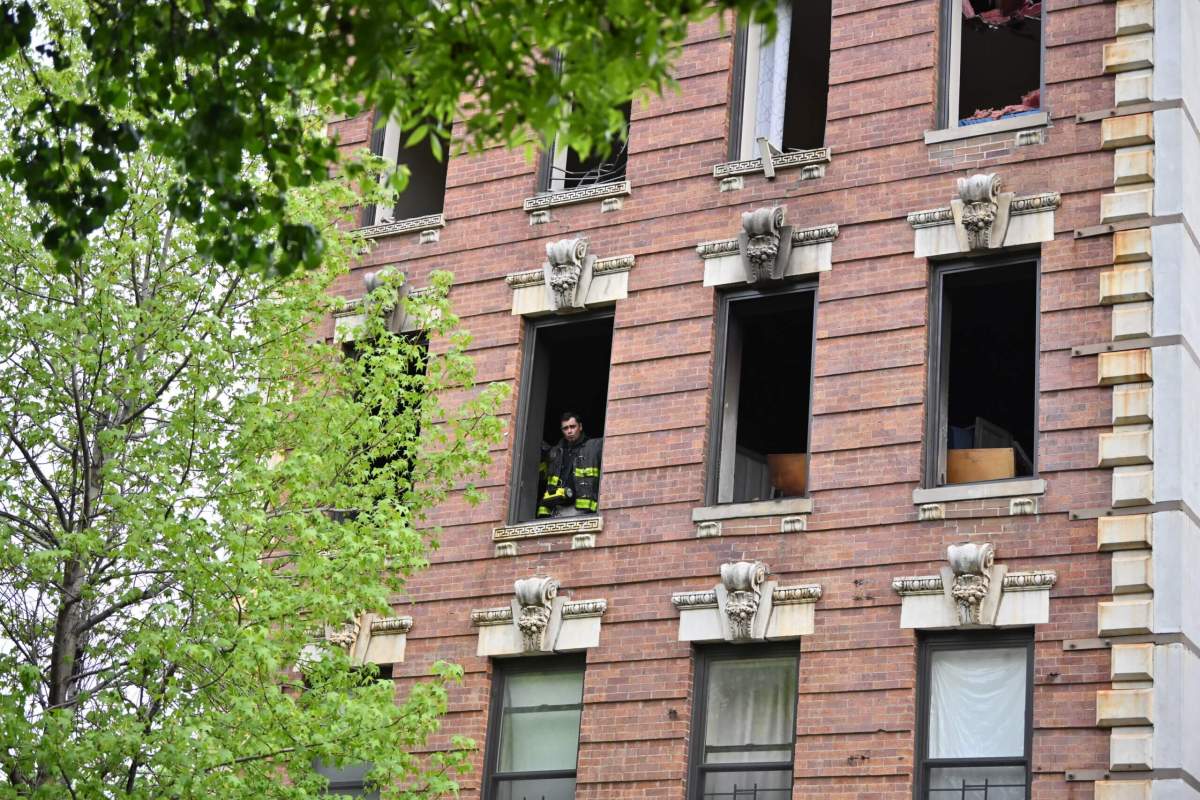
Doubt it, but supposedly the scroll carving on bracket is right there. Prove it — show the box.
[543,237,596,313]
[892,542,1056,630]
[738,206,793,285]
[952,174,1012,251]
[514,575,559,652]
[471,574,607,656]
[906,172,1058,258]
[317,612,413,666]
[361,268,412,334]
[720,560,767,641]
[673,560,821,643]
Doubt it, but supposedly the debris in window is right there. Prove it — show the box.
[957,0,1042,128]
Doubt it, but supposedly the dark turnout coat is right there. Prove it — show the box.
[538,435,604,516]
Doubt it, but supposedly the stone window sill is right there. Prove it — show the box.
[923,112,1050,145]
[492,514,603,542]
[711,147,831,184]
[912,478,1046,505]
[356,212,446,241]
[692,497,813,523]
[522,180,631,214]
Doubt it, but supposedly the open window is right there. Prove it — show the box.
[941,0,1043,129]
[688,645,799,800]
[540,100,632,193]
[729,0,832,161]
[483,657,585,800]
[915,631,1033,800]
[510,314,613,523]
[364,115,449,226]
[709,286,815,505]
[928,258,1037,486]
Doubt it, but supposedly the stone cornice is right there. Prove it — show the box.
[696,223,839,260]
[892,570,1058,596]
[369,616,413,634]
[505,256,634,289]
[522,180,631,212]
[470,607,513,627]
[712,147,832,179]
[492,515,603,542]
[356,213,446,239]
[906,192,1061,229]
[671,590,719,609]
[561,599,608,619]
[771,585,823,604]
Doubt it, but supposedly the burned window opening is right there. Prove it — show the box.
[512,315,613,524]
[544,101,632,193]
[948,0,1043,128]
[731,0,832,160]
[364,116,449,226]
[712,288,814,505]
[933,261,1037,486]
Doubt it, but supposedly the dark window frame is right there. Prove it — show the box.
[482,655,587,800]
[936,0,1047,130]
[914,629,1035,800]
[924,253,1041,489]
[705,282,818,506]
[686,642,801,800]
[507,310,615,525]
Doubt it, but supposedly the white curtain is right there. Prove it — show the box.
[753,0,792,148]
[703,656,796,763]
[929,647,1026,759]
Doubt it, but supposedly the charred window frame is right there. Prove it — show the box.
[362,110,450,227]
[925,256,1039,488]
[727,0,832,161]
[938,0,1045,130]
[687,643,800,800]
[482,656,586,800]
[914,630,1034,800]
[508,312,614,524]
[707,284,817,506]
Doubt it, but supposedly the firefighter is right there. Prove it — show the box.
[537,411,603,518]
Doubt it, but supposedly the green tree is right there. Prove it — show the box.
[0,21,506,798]
[0,0,774,275]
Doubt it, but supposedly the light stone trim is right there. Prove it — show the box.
[691,497,814,522]
[561,599,607,618]
[1101,113,1154,149]
[471,576,607,656]
[671,590,719,609]
[907,178,1060,259]
[470,607,514,626]
[492,515,602,542]
[1097,688,1155,726]
[675,561,821,643]
[1098,515,1154,550]
[922,112,1050,145]
[505,253,635,317]
[334,612,413,667]
[771,585,823,604]
[912,478,1046,505]
[698,224,838,288]
[892,570,1058,596]
[711,147,832,179]
[369,616,414,634]
[356,212,447,240]
[522,180,631,212]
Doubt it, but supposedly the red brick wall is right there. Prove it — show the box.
[327,2,1118,798]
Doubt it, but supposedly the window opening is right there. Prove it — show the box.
[315,762,380,799]
[731,0,831,161]
[484,660,585,800]
[711,288,815,505]
[365,115,449,226]
[945,1,1043,128]
[916,632,1033,800]
[511,315,613,523]
[544,101,632,193]
[930,260,1036,486]
[689,646,799,800]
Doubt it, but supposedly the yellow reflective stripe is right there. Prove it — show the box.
[573,467,599,477]
[575,498,597,511]
[546,475,560,487]
[537,506,551,517]
[541,487,566,503]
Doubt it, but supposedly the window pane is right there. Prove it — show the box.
[701,768,792,800]
[929,647,1026,759]
[497,668,584,774]
[495,777,576,800]
[704,656,797,764]
[929,765,1026,800]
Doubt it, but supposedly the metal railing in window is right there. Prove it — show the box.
[546,137,629,191]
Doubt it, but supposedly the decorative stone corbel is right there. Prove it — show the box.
[892,543,1056,629]
[543,237,595,313]
[738,207,793,285]
[907,173,1059,258]
[471,575,607,656]
[673,561,821,643]
[362,268,412,334]
[505,244,634,317]
[319,612,414,666]
[951,174,1013,251]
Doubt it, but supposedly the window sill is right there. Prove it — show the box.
[356,212,446,240]
[711,146,831,181]
[692,497,813,523]
[923,112,1050,145]
[912,478,1046,505]
[522,180,631,213]
[492,514,603,542]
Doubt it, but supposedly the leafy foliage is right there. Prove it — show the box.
[0,21,506,798]
[0,0,775,275]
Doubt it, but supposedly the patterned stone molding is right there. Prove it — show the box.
[906,172,1060,258]
[323,613,414,666]
[711,146,831,180]
[471,575,607,656]
[505,244,635,316]
[672,560,821,643]
[697,222,838,288]
[522,180,631,213]
[892,542,1056,629]
[492,514,603,542]
[356,212,446,240]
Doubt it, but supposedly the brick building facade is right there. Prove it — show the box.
[323,1,1200,799]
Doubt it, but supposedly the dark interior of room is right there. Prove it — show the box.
[782,0,833,151]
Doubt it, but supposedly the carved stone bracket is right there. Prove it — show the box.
[673,561,821,643]
[907,173,1060,258]
[319,612,414,666]
[472,575,607,656]
[505,247,634,317]
[698,222,838,288]
[892,543,1056,629]
[738,207,793,285]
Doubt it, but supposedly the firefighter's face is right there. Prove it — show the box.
[561,417,582,443]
